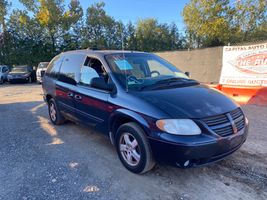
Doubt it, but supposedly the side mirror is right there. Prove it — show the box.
[58,75,77,85]
[91,77,114,91]
[185,71,190,77]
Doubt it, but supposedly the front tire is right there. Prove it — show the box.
[48,99,66,125]
[115,122,155,174]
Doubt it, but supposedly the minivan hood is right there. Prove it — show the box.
[136,84,239,119]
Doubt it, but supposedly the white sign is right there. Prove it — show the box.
[220,43,267,86]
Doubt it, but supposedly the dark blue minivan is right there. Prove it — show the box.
[42,50,249,174]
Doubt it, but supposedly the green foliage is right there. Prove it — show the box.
[0,0,266,66]
[183,0,267,47]
[183,0,232,47]
[84,2,121,49]
[0,0,11,31]
[233,0,267,42]
[1,0,186,66]
[135,19,185,51]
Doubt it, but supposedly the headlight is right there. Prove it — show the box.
[156,119,201,135]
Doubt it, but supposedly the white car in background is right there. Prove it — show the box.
[0,65,10,84]
[36,62,49,84]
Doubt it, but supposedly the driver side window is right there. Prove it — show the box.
[79,57,107,86]
[80,66,99,85]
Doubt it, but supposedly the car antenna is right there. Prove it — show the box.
[122,31,128,92]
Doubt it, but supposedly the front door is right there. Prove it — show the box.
[74,86,109,129]
[74,57,111,133]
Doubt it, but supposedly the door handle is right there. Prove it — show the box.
[74,95,82,100]
[67,92,74,97]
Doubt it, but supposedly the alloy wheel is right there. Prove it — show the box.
[119,132,141,166]
[49,102,57,122]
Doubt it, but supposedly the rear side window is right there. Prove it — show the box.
[60,54,85,82]
[46,56,63,79]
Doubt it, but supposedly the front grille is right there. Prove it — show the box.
[202,114,228,126]
[202,108,245,137]
[41,70,45,77]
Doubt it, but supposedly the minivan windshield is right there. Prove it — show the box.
[105,53,198,91]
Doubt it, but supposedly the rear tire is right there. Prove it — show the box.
[115,122,155,174]
[48,98,66,125]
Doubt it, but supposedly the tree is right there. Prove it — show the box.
[18,0,83,53]
[60,0,84,51]
[2,0,193,66]
[6,9,47,65]
[3,0,84,66]
[0,0,11,32]
[182,0,231,47]
[0,0,12,65]
[0,31,13,65]
[135,18,183,51]
[169,23,186,50]
[84,2,123,49]
[182,0,267,47]
[234,0,267,42]
[124,22,137,50]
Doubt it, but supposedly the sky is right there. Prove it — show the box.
[10,0,188,31]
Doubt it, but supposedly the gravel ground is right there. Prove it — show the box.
[0,84,266,200]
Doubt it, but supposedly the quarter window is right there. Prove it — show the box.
[46,56,63,79]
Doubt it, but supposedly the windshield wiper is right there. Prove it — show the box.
[138,78,198,91]
[155,77,194,85]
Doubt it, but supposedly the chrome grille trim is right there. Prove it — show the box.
[202,108,245,137]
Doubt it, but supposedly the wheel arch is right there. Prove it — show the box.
[108,109,150,145]
[46,94,53,103]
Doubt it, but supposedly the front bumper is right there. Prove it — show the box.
[149,124,248,168]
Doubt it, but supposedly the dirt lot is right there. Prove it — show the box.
[0,84,266,200]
